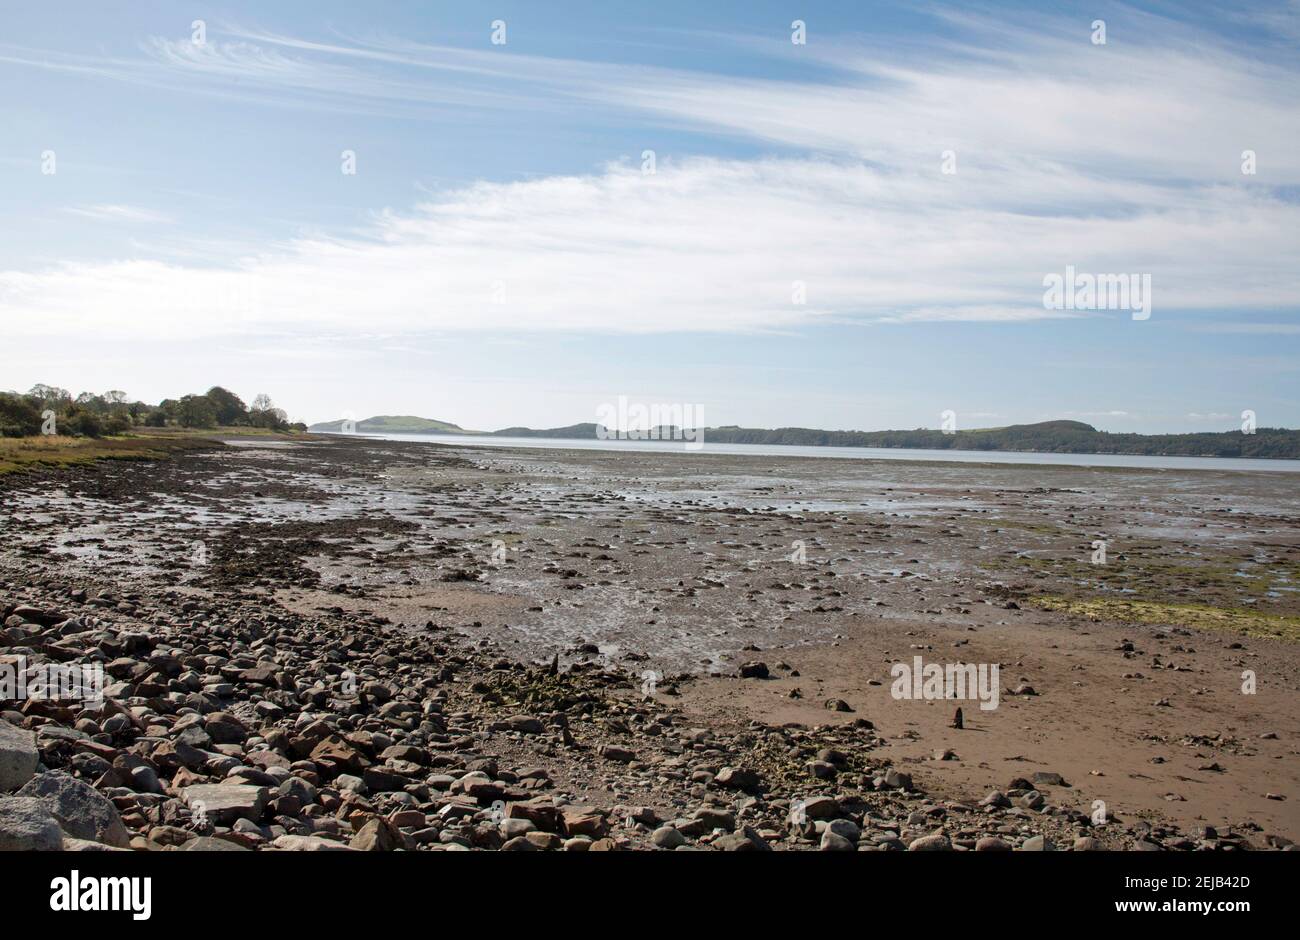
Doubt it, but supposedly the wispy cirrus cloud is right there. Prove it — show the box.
[5,154,1297,340]
[2,10,1298,341]
[61,204,171,223]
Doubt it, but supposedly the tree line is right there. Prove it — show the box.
[0,384,305,438]
[701,419,1300,459]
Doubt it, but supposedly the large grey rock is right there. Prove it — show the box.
[825,818,861,841]
[180,836,252,851]
[908,832,953,851]
[651,826,685,849]
[270,834,355,851]
[0,796,63,851]
[798,795,841,820]
[714,825,772,851]
[884,769,913,791]
[715,767,761,791]
[820,831,856,851]
[181,784,268,825]
[500,817,536,839]
[0,721,38,791]
[18,771,130,847]
[62,836,130,852]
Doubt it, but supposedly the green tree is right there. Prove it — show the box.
[0,392,42,437]
[204,386,247,426]
[179,395,218,428]
[27,384,72,408]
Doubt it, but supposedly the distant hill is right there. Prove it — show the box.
[308,414,470,434]
[698,420,1300,458]
[308,415,1300,459]
[490,423,601,439]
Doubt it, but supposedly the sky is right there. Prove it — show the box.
[1,0,1297,433]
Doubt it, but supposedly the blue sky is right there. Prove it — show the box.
[2,1,1297,432]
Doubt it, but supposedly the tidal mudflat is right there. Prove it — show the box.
[1,435,1295,850]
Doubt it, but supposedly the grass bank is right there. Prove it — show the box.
[0,427,311,474]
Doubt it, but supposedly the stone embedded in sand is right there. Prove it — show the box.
[798,795,841,820]
[908,832,952,851]
[715,825,771,851]
[499,715,545,734]
[824,698,854,712]
[1018,791,1046,811]
[715,767,760,791]
[562,808,608,839]
[351,817,400,851]
[807,760,837,779]
[884,769,913,791]
[739,661,769,679]
[820,830,855,851]
[692,806,736,830]
[652,826,686,849]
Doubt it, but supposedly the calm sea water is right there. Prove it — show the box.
[332,432,1300,473]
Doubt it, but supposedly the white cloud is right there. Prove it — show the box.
[4,151,1298,340]
[1,12,1298,341]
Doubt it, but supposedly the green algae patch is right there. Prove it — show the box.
[1031,595,1300,642]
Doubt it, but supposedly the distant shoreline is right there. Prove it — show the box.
[321,430,1300,473]
[308,416,1300,462]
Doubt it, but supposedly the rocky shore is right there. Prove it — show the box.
[1,578,1229,853]
[1,435,1294,851]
